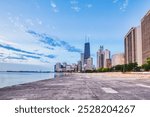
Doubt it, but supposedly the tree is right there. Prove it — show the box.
[142,58,150,71]
[147,57,150,65]
[142,64,150,71]
[97,68,110,72]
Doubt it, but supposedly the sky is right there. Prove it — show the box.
[0,0,150,71]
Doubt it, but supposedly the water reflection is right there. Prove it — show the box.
[0,72,64,88]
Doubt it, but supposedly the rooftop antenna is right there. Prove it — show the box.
[85,35,88,43]
[88,37,89,42]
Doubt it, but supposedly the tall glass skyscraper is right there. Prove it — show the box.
[84,42,90,64]
[97,46,104,69]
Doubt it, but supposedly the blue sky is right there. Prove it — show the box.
[0,0,150,71]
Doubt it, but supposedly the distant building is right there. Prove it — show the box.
[77,61,82,72]
[84,42,90,64]
[62,62,67,68]
[72,63,78,72]
[80,53,84,71]
[97,46,104,69]
[104,49,111,68]
[112,53,125,67]
[66,65,72,72]
[85,57,94,70]
[124,26,142,66]
[54,62,62,72]
[106,59,112,68]
[141,10,150,64]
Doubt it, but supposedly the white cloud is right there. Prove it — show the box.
[26,19,34,26]
[113,0,119,3]
[70,0,78,5]
[50,1,59,13]
[120,0,128,11]
[0,38,18,46]
[70,0,81,12]
[71,6,81,12]
[36,18,42,25]
[86,4,93,8]
[113,0,129,11]
[70,1,92,12]
[8,16,14,23]
[0,35,5,39]
[51,2,56,8]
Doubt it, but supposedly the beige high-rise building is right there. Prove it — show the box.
[124,26,142,66]
[104,49,111,68]
[141,10,150,64]
[112,53,125,67]
[85,57,93,70]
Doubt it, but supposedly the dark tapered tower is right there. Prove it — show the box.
[84,41,90,64]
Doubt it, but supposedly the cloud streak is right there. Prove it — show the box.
[0,43,56,61]
[50,0,59,13]
[4,56,27,60]
[27,30,82,53]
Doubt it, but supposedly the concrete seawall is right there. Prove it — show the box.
[0,73,150,100]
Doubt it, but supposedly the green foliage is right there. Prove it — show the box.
[97,68,110,72]
[142,64,150,71]
[147,57,150,65]
[141,57,150,71]
[85,70,93,73]
[84,59,150,73]
[111,62,138,72]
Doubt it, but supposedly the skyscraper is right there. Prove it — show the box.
[81,53,84,65]
[104,49,111,68]
[77,61,82,72]
[112,53,125,67]
[141,10,150,64]
[97,46,104,69]
[124,26,142,66]
[54,62,62,72]
[84,42,90,64]
[85,57,94,70]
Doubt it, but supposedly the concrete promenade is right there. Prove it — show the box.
[0,72,150,100]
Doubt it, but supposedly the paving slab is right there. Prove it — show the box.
[0,73,150,100]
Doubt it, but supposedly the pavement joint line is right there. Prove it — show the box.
[101,87,118,94]
[11,98,27,100]
[136,84,150,88]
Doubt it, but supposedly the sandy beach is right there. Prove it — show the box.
[75,72,150,79]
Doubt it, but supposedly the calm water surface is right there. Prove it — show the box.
[0,72,62,88]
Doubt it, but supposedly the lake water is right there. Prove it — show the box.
[0,72,62,88]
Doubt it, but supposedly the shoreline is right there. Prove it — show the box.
[0,72,73,89]
[0,72,150,89]
[0,72,150,100]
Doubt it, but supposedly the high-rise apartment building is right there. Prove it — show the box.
[62,62,67,68]
[104,49,111,68]
[77,61,82,72]
[84,42,90,64]
[54,62,62,72]
[124,26,142,66]
[112,53,125,67]
[97,46,104,69]
[85,57,94,70]
[80,53,84,70]
[141,10,150,64]
[106,59,112,68]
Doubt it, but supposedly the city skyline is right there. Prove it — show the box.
[0,0,150,71]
